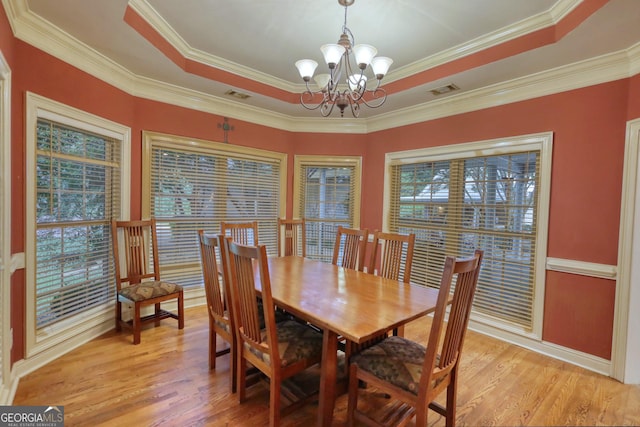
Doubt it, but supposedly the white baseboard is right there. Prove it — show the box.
[469,319,611,376]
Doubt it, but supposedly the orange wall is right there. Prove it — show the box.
[363,82,627,263]
[628,73,640,119]
[362,81,629,357]
[2,6,636,363]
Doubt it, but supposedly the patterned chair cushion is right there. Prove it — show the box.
[214,312,231,334]
[246,320,323,367]
[351,335,429,395]
[118,280,182,302]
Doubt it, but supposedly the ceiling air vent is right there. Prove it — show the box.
[225,89,251,100]
[429,84,459,96]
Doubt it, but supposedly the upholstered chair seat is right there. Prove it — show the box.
[118,281,182,302]
[247,320,324,367]
[350,335,439,395]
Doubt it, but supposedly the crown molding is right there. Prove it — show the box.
[3,0,137,94]
[367,45,637,133]
[629,42,640,77]
[127,0,297,93]
[379,0,581,83]
[128,0,582,90]
[3,0,639,135]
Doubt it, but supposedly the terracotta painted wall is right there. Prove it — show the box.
[361,81,629,358]
[3,37,305,363]
[1,4,637,364]
[628,73,640,120]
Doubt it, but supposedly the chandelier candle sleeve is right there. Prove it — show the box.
[294,0,393,118]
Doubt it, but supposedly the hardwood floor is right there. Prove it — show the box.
[13,305,640,426]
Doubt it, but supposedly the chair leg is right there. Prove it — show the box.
[346,363,359,426]
[178,291,185,329]
[445,369,458,427]
[115,301,122,331]
[230,338,237,393]
[237,351,247,403]
[209,319,216,370]
[269,377,280,427]
[133,303,141,345]
[154,303,161,326]
[416,403,429,427]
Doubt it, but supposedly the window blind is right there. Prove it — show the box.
[35,119,121,328]
[148,144,282,287]
[389,151,540,329]
[297,164,358,263]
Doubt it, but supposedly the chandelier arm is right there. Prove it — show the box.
[320,100,336,117]
[299,90,325,111]
[348,97,361,118]
[358,87,388,109]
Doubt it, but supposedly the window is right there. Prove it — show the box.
[293,156,362,263]
[142,132,286,288]
[26,92,130,357]
[385,134,551,335]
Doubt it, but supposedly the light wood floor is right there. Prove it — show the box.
[13,305,640,426]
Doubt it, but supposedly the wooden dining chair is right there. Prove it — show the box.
[277,218,306,257]
[225,239,324,427]
[368,230,416,283]
[332,226,369,271]
[368,230,416,337]
[220,221,259,245]
[197,230,236,392]
[346,250,484,427]
[111,219,184,345]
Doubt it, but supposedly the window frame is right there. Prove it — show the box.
[383,132,552,338]
[25,92,131,358]
[141,131,287,294]
[293,155,362,262]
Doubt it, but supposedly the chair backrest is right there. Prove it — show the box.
[197,230,227,324]
[225,240,282,367]
[111,219,161,290]
[332,226,369,271]
[368,231,416,283]
[418,249,483,401]
[277,218,306,257]
[220,221,259,245]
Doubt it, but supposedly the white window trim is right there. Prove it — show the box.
[292,155,363,228]
[383,132,553,340]
[613,118,640,383]
[24,92,131,359]
[0,51,12,403]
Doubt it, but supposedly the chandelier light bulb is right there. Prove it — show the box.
[295,59,318,80]
[320,44,346,67]
[371,56,393,79]
[352,44,377,68]
[314,74,331,91]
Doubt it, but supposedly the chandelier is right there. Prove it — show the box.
[294,0,393,118]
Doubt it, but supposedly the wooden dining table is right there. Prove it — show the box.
[253,256,441,427]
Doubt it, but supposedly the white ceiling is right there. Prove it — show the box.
[11,0,640,124]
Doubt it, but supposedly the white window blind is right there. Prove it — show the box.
[146,137,284,287]
[295,159,361,263]
[389,151,540,329]
[35,119,121,328]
